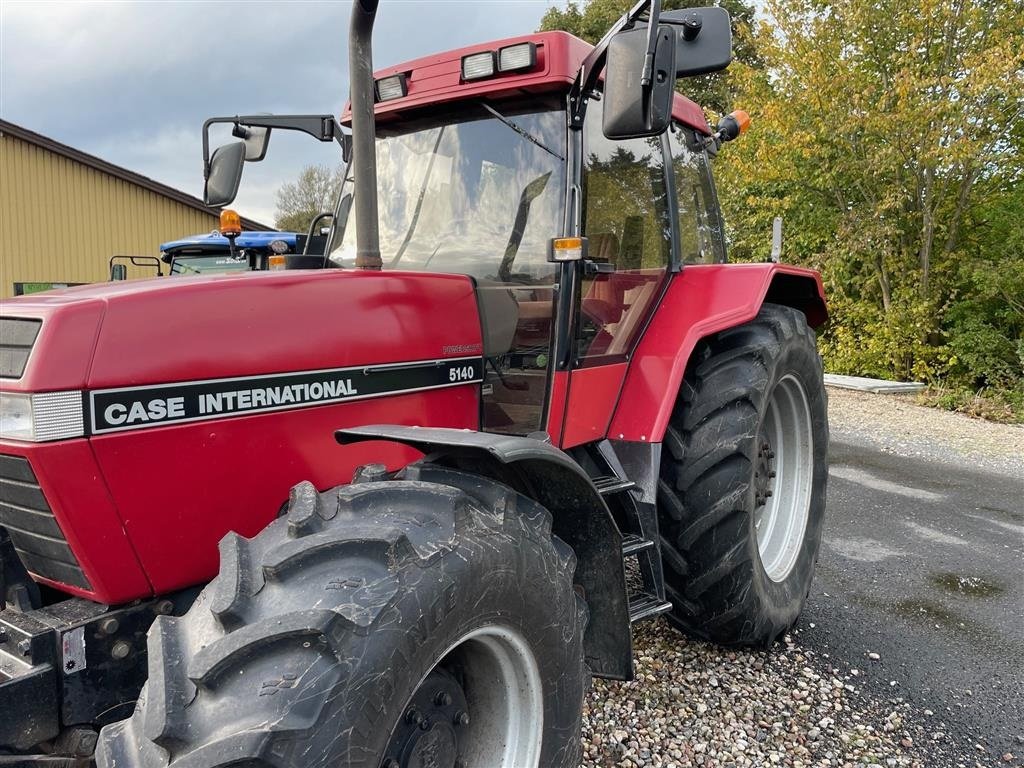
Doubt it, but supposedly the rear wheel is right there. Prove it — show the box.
[97,464,587,768]
[658,303,828,646]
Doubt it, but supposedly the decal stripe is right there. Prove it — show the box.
[87,357,483,435]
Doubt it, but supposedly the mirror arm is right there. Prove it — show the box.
[639,0,662,87]
[571,0,661,126]
[202,115,347,178]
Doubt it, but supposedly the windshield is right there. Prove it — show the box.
[330,103,566,282]
[169,255,250,275]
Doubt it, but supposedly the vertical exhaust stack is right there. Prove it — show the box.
[349,0,382,270]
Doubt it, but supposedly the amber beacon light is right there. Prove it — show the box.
[219,209,243,237]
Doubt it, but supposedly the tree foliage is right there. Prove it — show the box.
[716,0,1023,398]
[274,164,344,233]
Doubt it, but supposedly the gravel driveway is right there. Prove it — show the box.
[580,388,1023,768]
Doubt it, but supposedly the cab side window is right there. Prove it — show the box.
[578,97,672,363]
[669,123,726,264]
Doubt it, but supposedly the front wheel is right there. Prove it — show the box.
[97,464,587,768]
[658,303,829,646]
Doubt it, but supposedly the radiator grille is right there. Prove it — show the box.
[0,318,41,379]
[0,454,90,590]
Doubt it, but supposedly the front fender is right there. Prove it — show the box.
[336,425,635,681]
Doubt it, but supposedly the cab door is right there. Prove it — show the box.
[550,96,675,448]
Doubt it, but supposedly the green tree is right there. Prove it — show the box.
[715,0,1024,389]
[539,0,761,113]
[274,164,344,233]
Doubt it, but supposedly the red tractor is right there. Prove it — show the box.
[0,1,828,765]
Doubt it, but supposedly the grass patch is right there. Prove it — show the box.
[915,386,1024,424]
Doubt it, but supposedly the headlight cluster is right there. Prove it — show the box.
[0,391,84,442]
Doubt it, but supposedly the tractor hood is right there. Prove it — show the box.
[3,269,483,395]
[0,269,485,603]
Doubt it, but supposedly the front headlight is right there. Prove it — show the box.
[0,391,84,442]
[0,392,34,440]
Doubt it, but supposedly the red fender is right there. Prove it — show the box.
[607,263,826,443]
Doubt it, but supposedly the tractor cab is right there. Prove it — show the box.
[201,20,745,436]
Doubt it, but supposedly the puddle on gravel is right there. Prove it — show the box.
[929,572,1005,598]
[891,598,969,627]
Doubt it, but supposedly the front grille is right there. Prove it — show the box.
[0,318,41,379]
[0,454,90,590]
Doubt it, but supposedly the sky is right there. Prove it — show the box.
[1,0,569,226]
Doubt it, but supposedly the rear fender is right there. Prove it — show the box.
[336,425,634,681]
[608,263,826,443]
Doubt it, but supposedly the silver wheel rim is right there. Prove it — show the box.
[387,624,543,767]
[454,625,543,767]
[754,374,814,582]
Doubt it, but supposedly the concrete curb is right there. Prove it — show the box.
[823,374,926,394]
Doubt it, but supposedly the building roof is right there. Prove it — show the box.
[0,119,270,230]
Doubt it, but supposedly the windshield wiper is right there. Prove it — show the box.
[482,103,564,161]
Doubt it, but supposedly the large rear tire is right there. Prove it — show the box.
[97,464,587,768]
[658,303,828,646]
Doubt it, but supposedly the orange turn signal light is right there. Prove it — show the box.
[219,209,242,238]
[548,236,588,263]
[268,254,286,271]
[731,110,751,135]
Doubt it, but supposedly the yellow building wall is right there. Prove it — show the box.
[0,132,221,298]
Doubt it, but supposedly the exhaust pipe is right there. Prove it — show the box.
[349,0,382,270]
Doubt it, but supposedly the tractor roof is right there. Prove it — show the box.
[160,231,298,254]
[342,30,710,135]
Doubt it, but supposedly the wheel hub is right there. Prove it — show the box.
[753,438,776,508]
[383,668,469,768]
[753,374,814,583]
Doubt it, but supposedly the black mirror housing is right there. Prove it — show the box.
[662,6,732,77]
[602,25,677,140]
[234,124,271,161]
[204,140,246,207]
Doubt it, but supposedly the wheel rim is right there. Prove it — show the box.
[754,373,814,582]
[381,625,543,768]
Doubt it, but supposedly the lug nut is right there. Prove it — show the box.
[155,600,175,616]
[405,708,424,727]
[434,691,452,706]
[382,759,400,768]
[454,711,470,726]
[99,617,120,635]
[111,640,131,660]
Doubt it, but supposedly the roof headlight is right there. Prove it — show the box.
[375,73,408,102]
[498,42,537,73]
[461,51,495,81]
[0,391,85,442]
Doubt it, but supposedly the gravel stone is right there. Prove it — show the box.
[580,619,940,767]
[825,388,1024,478]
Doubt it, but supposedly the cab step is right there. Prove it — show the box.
[621,534,655,556]
[628,591,673,623]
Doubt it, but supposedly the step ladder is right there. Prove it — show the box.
[591,471,672,624]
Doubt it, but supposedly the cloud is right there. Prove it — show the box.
[1,0,569,227]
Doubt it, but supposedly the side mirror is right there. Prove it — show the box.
[110,264,127,281]
[602,25,677,139]
[234,124,271,161]
[204,141,246,207]
[662,6,732,77]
